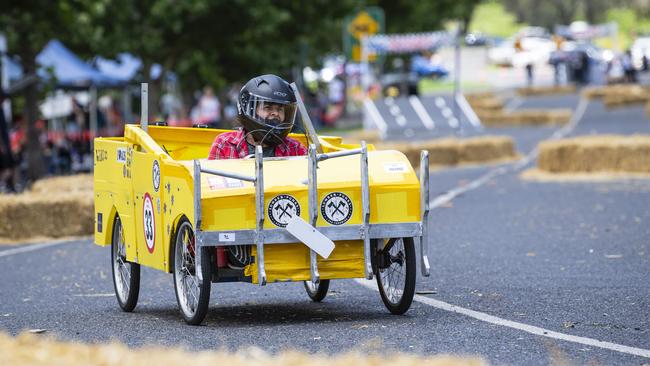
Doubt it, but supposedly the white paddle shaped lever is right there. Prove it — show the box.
[285,216,335,259]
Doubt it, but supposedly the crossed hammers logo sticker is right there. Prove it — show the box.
[321,192,353,225]
[268,195,301,227]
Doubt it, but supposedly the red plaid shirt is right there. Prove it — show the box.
[208,129,307,159]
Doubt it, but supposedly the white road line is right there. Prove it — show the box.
[355,279,650,359]
[363,98,388,135]
[0,239,81,258]
[409,95,435,130]
[429,97,589,208]
[455,94,482,129]
[505,96,524,111]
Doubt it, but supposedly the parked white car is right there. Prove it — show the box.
[488,37,556,67]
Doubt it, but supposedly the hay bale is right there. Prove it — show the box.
[478,109,572,126]
[516,85,576,96]
[376,136,516,167]
[602,88,650,108]
[465,91,497,101]
[581,85,650,106]
[342,129,382,144]
[458,136,516,163]
[0,174,94,242]
[0,331,486,366]
[466,96,504,111]
[538,135,650,173]
[0,192,94,241]
[30,174,93,194]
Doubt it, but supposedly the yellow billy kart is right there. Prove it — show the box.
[93,84,431,325]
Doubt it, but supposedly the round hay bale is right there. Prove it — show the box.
[538,135,650,173]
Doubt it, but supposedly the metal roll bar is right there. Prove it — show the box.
[192,142,431,286]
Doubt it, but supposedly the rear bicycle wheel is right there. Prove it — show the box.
[374,237,416,315]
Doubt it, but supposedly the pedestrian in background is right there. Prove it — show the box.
[0,91,16,192]
[191,86,221,128]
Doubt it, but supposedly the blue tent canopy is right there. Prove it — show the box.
[95,53,142,82]
[36,40,122,88]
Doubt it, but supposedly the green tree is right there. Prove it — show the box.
[0,0,96,180]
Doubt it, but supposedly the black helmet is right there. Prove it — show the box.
[236,74,298,146]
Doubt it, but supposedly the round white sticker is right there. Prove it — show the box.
[321,192,353,225]
[152,160,160,192]
[268,194,300,227]
[143,193,156,253]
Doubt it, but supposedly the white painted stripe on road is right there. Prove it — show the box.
[0,239,81,258]
[409,95,435,130]
[455,93,482,128]
[355,279,650,359]
[505,96,524,111]
[363,98,388,136]
[429,97,589,208]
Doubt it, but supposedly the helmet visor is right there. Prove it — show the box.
[243,96,297,130]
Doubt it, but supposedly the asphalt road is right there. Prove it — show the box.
[1,95,649,365]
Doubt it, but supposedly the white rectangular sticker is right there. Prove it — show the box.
[117,148,127,163]
[384,162,408,173]
[218,233,236,242]
[286,216,335,259]
[208,176,245,190]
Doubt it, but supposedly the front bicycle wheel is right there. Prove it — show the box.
[111,215,140,312]
[172,220,211,325]
[374,237,416,315]
[303,279,330,302]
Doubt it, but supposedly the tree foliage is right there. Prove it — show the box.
[1,0,485,179]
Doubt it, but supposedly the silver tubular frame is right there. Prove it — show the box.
[140,83,148,133]
[307,145,320,284]
[191,141,429,285]
[193,160,203,282]
[360,142,373,279]
[254,146,266,285]
[419,150,431,277]
[290,82,323,154]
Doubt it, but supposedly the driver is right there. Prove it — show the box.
[208,74,307,159]
[208,74,307,269]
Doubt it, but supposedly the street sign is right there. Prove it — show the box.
[343,7,384,62]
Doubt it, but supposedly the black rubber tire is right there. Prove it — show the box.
[303,279,330,302]
[172,219,211,325]
[374,237,416,315]
[111,215,140,312]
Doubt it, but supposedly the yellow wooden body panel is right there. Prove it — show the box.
[94,124,420,280]
[245,241,365,283]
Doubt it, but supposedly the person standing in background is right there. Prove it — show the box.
[192,86,221,128]
[0,90,15,192]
